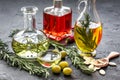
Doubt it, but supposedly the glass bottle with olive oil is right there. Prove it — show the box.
[12,6,49,60]
[74,0,102,57]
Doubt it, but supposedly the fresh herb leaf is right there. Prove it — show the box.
[1,28,94,77]
[9,29,20,37]
[80,13,91,28]
[49,41,94,74]
[0,40,49,78]
[67,47,94,74]
[76,13,97,52]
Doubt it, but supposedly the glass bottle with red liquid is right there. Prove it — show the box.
[43,0,72,41]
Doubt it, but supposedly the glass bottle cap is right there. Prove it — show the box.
[21,6,38,14]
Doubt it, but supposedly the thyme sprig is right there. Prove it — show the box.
[0,40,49,78]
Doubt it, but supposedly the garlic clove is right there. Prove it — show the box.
[99,69,106,75]
[109,62,117,66]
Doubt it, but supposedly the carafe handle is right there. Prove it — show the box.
[77,0,88,21]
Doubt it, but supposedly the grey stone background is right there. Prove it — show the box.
[0,0,120,80]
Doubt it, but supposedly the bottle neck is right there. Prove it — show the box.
[87,0,93,15]
[53,0,63,8]
[77,0,100,24]
[89,0,100,22]
[21,6,38,32]
[24,13,36,31]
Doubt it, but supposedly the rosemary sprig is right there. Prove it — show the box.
[80,13,91,28]
[7,29,94,76]
[76,13,97,52]
[0,40,49,78]
[49,41,94,74]
[67,47,94,74]
[76,27,97,51]
[9,29,20,37]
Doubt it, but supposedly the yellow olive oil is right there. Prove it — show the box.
[37,51,61,68]
[74,22,102,53]
[12,30,49,59]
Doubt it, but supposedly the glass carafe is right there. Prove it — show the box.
[12,6,49,60]
[74,0,102,57]
[37,50,61,68]
[43,0,72,41]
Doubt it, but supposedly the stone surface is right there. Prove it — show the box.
[0,0,120,80]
